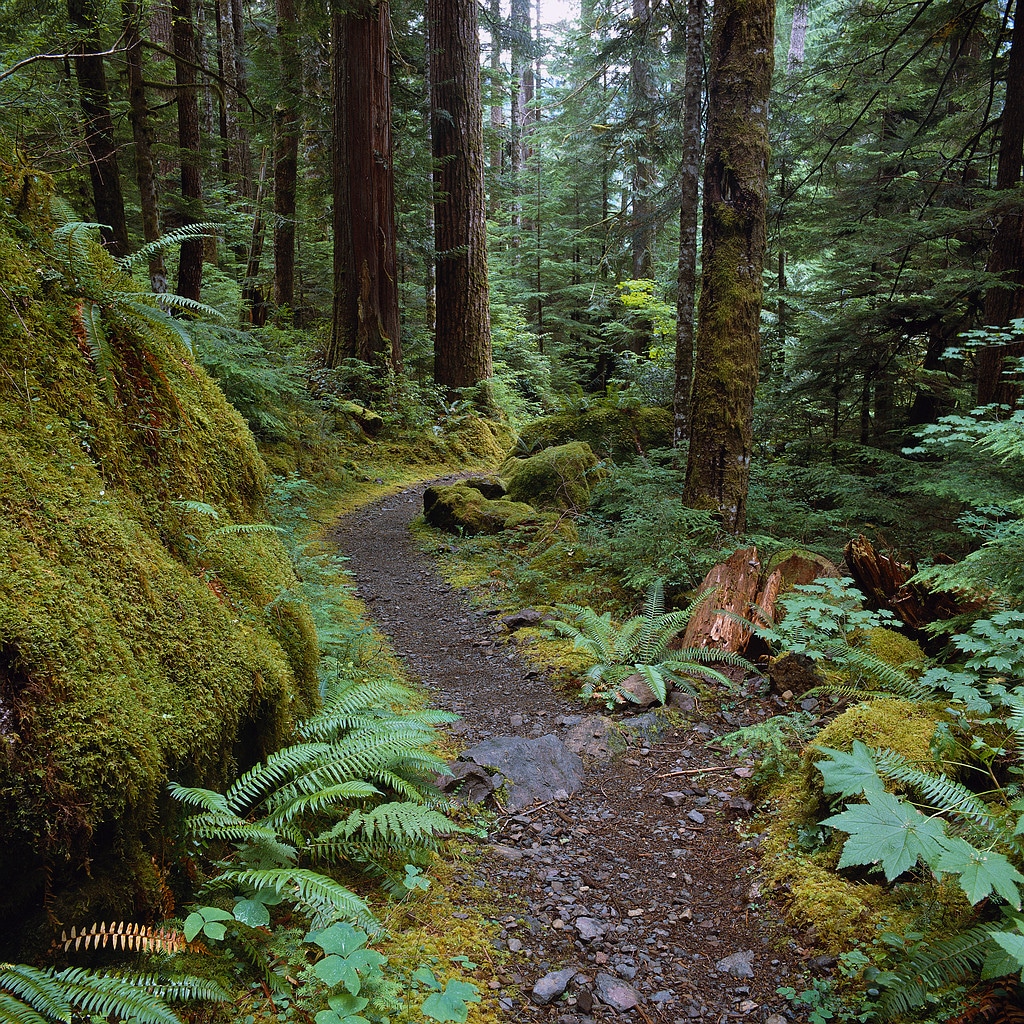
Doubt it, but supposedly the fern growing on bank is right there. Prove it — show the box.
[552,581,750,706]
[0,963,226,1024]
[170,675,458,934]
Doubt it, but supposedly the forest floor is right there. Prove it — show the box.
[332,482,822,1024]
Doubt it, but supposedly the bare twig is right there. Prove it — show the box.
[0,39,128,83]
[655,764,734,778]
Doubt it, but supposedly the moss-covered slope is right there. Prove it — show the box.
[0,160,318,951]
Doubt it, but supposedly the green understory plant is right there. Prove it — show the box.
[0,962,227,1024]
[551,580,751,707]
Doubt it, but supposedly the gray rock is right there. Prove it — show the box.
[594,972,639,1012]
[575,917,606,941]
[686,809,705,824]
[489,843,524,862]
[531,967,577,1005]
[662,791,688,807]
[457,734,584,811]
[619,711,670,744]
[715,950,755,979]
[562,715,627,760]
[437,761,497,804]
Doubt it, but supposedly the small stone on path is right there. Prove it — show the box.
[531,967,577,1005]
[715,950,755,979]
[594,972,639,1011]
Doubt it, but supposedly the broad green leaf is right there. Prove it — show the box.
[412,966,442,990]
[937,840,1024,907]
[815,741,886,799]
[982,938,1024,979]
[421,980,482,1023]
[183,913,204,942]
[233,899,271,928]
[328,993,369,1015]
[203,922,227,941]
[991,931,1024,971]
[313,955,357,992]
[823,790,948,881]
[308,922,368,957]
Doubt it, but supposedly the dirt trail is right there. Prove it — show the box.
[332,484,812,1024]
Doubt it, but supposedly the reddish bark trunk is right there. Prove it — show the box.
[428,0,493,389]
[172,0,204,301]
[327,0,402,371]
[273,0,300,312]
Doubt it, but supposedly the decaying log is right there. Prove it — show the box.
[843,534,979,631]
[682,547,841,654]
[683,547,763,651]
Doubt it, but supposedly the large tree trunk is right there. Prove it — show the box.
[172,0,205,301]
[123,0,168,292]
[787,0,808,71]
[673,0,704,446]
[682,0,775,534]
[68,0,130,256]
[428,0,493,390]
[327,0,402,372]
[978,0,1024,408]
[273,0,300,312]
[629,0,658,282]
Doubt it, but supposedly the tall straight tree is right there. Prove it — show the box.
[326,0,402,371]
[978,0,1024,407]
[273,0,300,313]
[172,0,205,300]
[123,0,167,291]
[428,0,493,389]
[683,0,775,533]
[68,0,130,256]
[673,0,704,445]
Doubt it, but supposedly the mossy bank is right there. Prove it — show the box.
[0,159,319,953]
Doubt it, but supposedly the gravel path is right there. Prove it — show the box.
[331,484,814,1024]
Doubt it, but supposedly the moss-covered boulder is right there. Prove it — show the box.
[0,158,319,952]
[463,474,507,499]
[333,399,384,437]
[503,441,603,511]
[516,405,673,460]
[423,482,545,535]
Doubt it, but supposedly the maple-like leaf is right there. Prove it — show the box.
[936,837,1024,908]
[815,740,887,799]
[823,790,948,882]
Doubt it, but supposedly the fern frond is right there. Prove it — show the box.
[119,223,222,273]
[208,523,284,539]
[170,500,220,520]
[824,642,933,699]
[79,301,116,403]
[875,923,997,1019]
[223,869,377,932]
[872,748,1014,844]
[115,300,199,354]
[220,743,337,815]
[61,922,192,955]
[166,783,229,814]
[262,781,381,828]
[336,802,456,848]
[0,964,71,1024]
[52,968,182,1024]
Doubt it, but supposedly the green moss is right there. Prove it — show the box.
[0,157,318,951]
[423,482,550,536]
[864,627,926,670]
[516,405,673,460]
[503,441,603,511]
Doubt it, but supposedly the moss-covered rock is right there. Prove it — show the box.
[423,482,546,535]
[463,475,507,499]
[0,157,318,952]
[503,441,603,511]
[515,405,673,461]
[332,399,384,437]
[864,626,926,669]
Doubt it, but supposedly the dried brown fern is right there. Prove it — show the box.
[61,921,198,955]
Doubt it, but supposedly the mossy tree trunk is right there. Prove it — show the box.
[682,0,775,534]
[68,0,130,257]
[673,0,704,446]
[327,0,402,374]
[429,0,493,390]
